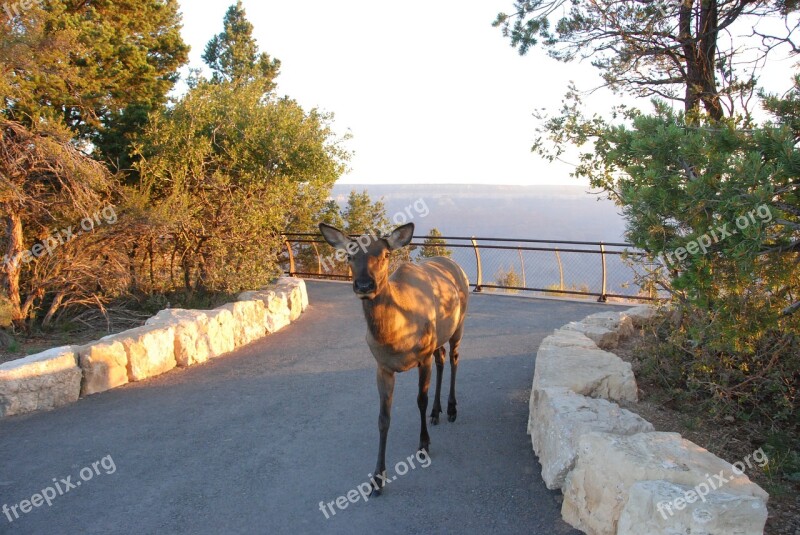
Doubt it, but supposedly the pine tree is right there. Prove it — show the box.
[419,228,451,259]
[0,0,189,168]
[202,1,281,90]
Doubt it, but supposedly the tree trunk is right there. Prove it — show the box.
[2,209,26,328]
[698,0,723,120]
[42,291,66,328]
[680,0,723,120]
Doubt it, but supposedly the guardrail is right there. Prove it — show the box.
[281,232,658,302]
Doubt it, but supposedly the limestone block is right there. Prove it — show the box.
[617,479,768,535]
[532,345,638,403]
[217,300,267,348]
[561,432,769,535]
[582,310,635,340]
[146,309,211,367]
[624,304,659,328]
[530,387,654,490]
[562,321,619,349]
[78,339,128,396]
[542,330,599,350]
[105,325,176,382]
[0,346,81,417]
[205,308,235,357]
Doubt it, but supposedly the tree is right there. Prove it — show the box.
[495,266,522,293]
[132,80,347,294]
[541,90,800,421]
[418,228,452,259]
[0,0,189,168]
[202,1,281,90]
[131,4,347,295]
[495,0,799,119]
[0,120,119,328]
[342,190,390,235]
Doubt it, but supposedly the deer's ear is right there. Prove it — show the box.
[386,223,414,250]
[319,223,350,249]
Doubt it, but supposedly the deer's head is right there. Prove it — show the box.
[319,223,415,299]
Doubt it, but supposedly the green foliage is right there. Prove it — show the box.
[0,0,189,168]
[133,79,347,293]
[495,266,522,293]
[202,1,280,90]
[418,228,452,259]
[534,84,800,425]
[295,190,392,277]
[342,190,389,235]
[494,0,795,118]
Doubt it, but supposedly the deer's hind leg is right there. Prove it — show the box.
[429,346,446,425]
[447,325,464,423]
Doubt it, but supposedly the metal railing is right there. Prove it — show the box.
[281,232,658,302]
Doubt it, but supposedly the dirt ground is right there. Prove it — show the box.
[615,332,800,535]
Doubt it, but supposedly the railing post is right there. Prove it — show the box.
[471,237,482,292]
[311,241,322,275]
[555,248,564,292]
[284,238,296,277]
[517,247,526,288]
[598,242,607,302]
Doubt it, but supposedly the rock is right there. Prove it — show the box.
[205,308,235,358]
[532,344,638,403]
[217,300,267,348]
[582,310,635,340]
[624,304,659,328]
[617,480,768,535]
[542,330,599,350]
[78,339,129,396]
[146,309,211,367]
[561,321,619,349]
[561,432,769,535]
[263,291,291,334]
[104,325,176,382]
[274,277,308,319]
[0,346,81,417]
[530,387,654,490]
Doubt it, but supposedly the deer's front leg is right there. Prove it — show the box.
[430,347,445,425]
[371,367,395,497]
[417,355,432,455]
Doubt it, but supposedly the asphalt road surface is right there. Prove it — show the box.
[0,280,622,535]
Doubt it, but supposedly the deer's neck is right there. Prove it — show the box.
[361,281,399,343]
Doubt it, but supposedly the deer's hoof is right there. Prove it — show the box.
[447,412,457,422]
[430,414,440,425]
[369,486,383,498]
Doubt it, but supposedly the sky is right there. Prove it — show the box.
[176,1,798,187]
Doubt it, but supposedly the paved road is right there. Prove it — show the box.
[0,281,622,535]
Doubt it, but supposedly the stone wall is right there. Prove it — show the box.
[0,278,308,418]
[528,305,769,535]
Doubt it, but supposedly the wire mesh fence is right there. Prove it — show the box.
[281,232,658,302]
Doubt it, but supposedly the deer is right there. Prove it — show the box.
[319,222,469,496]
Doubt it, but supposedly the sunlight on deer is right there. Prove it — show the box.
[319,222,469,497]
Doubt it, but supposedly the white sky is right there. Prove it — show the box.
[177,1,798,186]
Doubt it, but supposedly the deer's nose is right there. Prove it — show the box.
[353,279,376,295]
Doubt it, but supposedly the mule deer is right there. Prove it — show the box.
[319,222,469,496]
